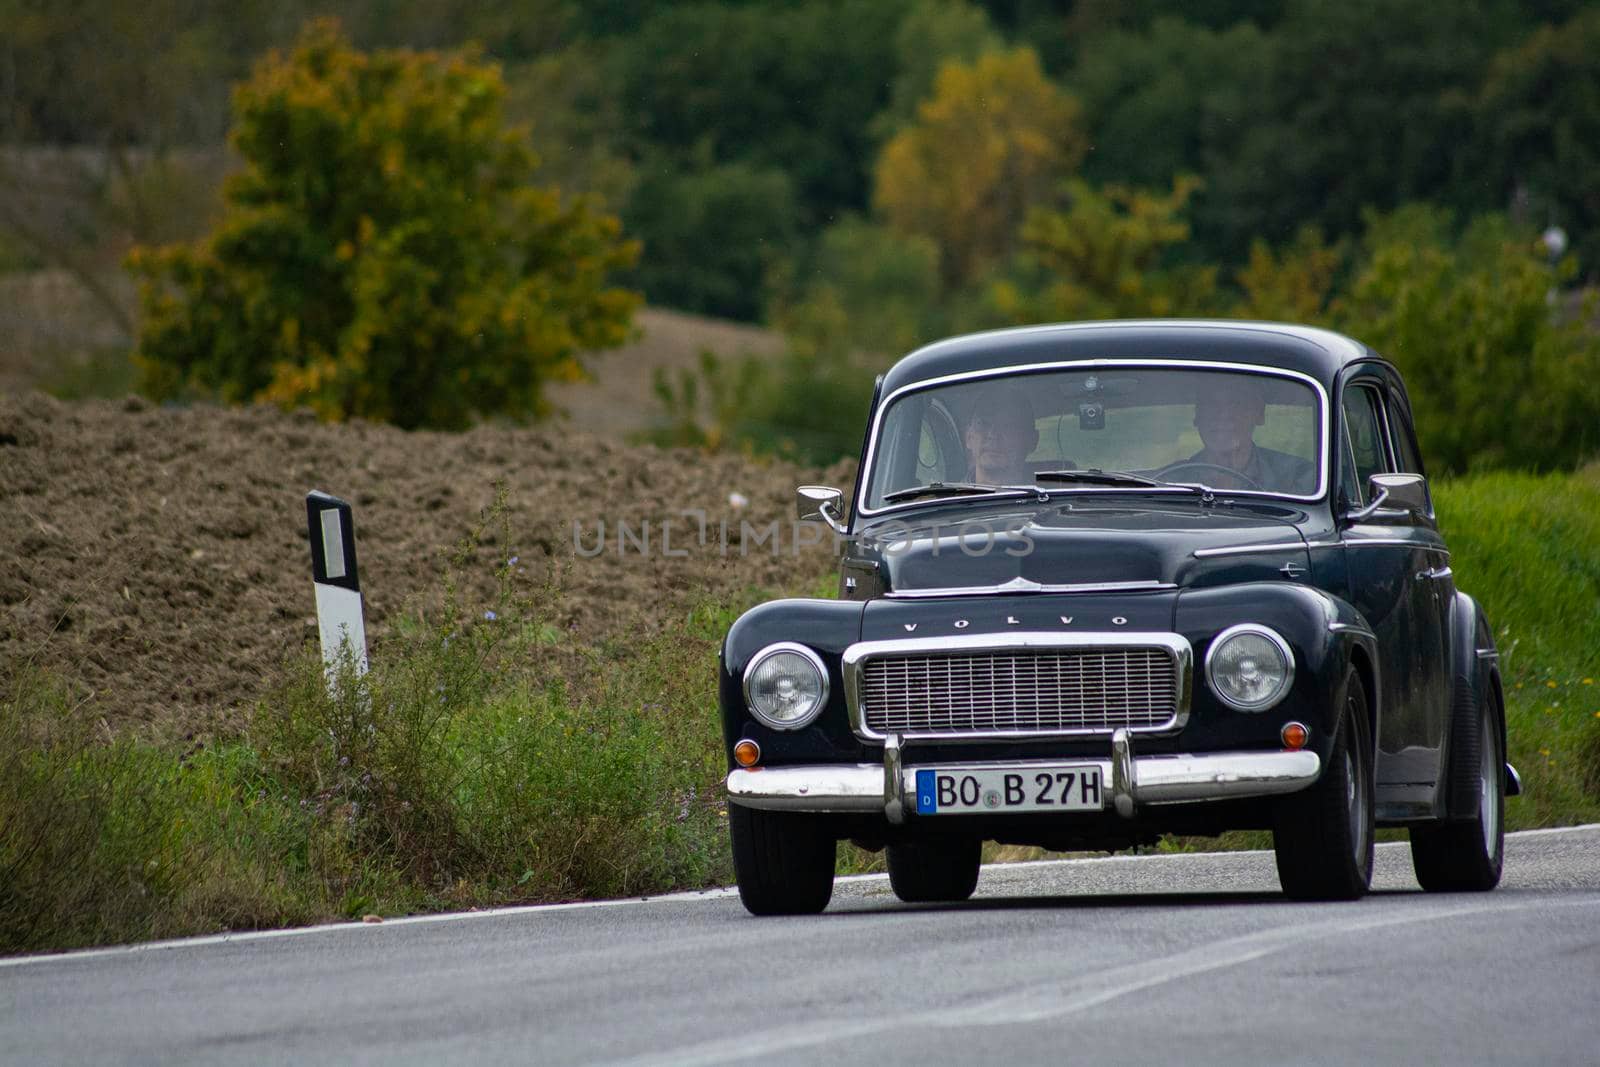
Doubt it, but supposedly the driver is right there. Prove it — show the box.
[1187,379,1314,492]
[963,382,1039,484]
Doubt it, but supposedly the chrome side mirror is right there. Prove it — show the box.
[1345,472,1429,524]
[796,485,847,534]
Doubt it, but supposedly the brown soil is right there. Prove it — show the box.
[0,391,850,738]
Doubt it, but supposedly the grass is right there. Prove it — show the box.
[1435,465,1600,829]
[1,471,1596,952]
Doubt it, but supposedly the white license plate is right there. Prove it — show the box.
[913,765,1105,815]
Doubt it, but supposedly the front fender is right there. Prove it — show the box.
[1175,582,1379,764]
[720,599,866,766]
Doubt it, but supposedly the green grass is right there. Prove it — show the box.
[1435,466,1600,829]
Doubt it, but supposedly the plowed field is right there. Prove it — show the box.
[1,391,848,737]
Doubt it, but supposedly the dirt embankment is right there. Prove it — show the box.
[0,392,849,737]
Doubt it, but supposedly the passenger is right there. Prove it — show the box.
[1188,379,1315,492]
[963,383,1038,484]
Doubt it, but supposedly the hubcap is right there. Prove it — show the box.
[1480,707,1501,855]
[1345,695,1367,863]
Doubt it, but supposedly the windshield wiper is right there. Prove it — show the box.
[1034,469,1212,497]
[882,481,1049,504]
[1034,469,1163,487]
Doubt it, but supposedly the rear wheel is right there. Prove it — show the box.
[1410,688,1504,892]
[886,837,982,903]
[1273,668,1374,901]
[729,804,836,916]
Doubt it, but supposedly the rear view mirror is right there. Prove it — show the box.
[1345,472,1430,524]
[796,485,846,533]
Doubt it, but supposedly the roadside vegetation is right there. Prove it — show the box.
[4,472,1597,952]
[1435,466,1600,829]
[0,498,785,953]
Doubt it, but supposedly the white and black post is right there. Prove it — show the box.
[306,490,368,688]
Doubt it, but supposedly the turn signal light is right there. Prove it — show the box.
[734,739,761,767]
[1281,722,1309,750]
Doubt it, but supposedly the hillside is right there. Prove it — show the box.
[0,391,845,737]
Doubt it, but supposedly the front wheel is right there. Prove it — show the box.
[1273,668,1375,901]
[886,837,981,903]
[1409,687,1504,892]
[729,804,836,916]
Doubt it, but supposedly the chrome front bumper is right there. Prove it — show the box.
[725,729,1320,822]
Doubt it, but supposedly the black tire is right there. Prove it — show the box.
[728,803,836,916]
[1273,668,1375,901]
[886,837,982,903]
[1409,686,1504,892]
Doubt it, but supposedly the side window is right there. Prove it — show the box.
[1341,384,1392,504]
[1388,400,1425,475]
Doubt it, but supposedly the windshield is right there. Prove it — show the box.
[862,365,1323,511]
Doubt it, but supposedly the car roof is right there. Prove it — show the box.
[879,320,1377,397]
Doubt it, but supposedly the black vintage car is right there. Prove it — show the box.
[719,320,1521,915]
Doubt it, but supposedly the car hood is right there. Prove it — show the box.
[854,497,1307,594]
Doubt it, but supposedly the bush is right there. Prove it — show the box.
[1337,207,1600,473]
[128,19,639,430]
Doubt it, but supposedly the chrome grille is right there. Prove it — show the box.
[859,645,1180,737]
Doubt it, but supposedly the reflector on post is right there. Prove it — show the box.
[307,490,368,687]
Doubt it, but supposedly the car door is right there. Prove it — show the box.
[1337,371,1446,817]
[1380,370,1453,793]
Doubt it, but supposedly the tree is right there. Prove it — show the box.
[1064,16,1273,193]
[1232,226,1345,323]
[997,176,1217,321]
[622,160,801,322]
[870,0,1003,139]
[1200,0,1514,260]
[874,47,1086,289]
[128,20,639,429]
[1335,205,1600,473]
[1470,8,1600,276]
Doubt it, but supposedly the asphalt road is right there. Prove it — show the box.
[4,826,1598,1065]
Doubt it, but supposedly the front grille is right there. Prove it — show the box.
[859,646,1181,737]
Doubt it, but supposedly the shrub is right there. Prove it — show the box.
[128,19,639,430]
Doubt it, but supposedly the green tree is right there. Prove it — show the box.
[1470,8,1600,275]
[1064,16,1273,192]
[128,20,638,429]
[622,160,801,322]
[875,47,1085,288]
[1335,205,1600,473]
[614,1,909,222]
[776,218,944,357]
[1201,0,1514,261]
[997,176,1218,321]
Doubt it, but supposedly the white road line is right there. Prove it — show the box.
[2,823,1593,970]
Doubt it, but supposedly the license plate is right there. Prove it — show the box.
[914,765,1105,815]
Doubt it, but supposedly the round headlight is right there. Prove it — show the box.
[743,643,829,730]
[1206,624,1294,712]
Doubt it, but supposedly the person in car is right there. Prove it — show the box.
[1187,379,1315,492]
[963,384,1039,484]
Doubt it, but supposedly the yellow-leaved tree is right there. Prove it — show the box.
[128,20,639,430]
[873,47,1085,290]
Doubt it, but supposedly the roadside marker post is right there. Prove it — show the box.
[306,491,368,689]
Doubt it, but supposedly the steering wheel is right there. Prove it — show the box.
[1154,461,1264,492]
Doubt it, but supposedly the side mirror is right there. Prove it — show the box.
[796,485,847,533]
[1345,472,1429,524]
